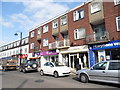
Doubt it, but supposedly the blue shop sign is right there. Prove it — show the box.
[2,56,12,60]
[89,40,120,50]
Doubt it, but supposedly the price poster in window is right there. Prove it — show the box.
[98,50,106,62]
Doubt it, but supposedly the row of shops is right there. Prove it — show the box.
[1,40,120,70]
[28,40,120,70]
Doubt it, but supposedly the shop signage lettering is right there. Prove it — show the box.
[92,41,120,49]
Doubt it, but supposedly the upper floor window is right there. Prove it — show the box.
[25,48,27,53]
[53,20,58,29]
[73,9,84,21]
[22,39,25,45]
[61,16,67,25]
[91,2,101,14]
[37,28,41,34]
[74,28,86,40]
[25,38,28,44]
[5,45,7,49]
[43,38,48,47]
[31,31,34,38]
[11,43,13,48]
[30,43,34,49]
[14,42,17,47]
[17,41,20,46]
[43,25,48,33]
[114,0,120,5]
[116,16,120,31]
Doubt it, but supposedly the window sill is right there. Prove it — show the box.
[74,37,86,41]
[61,23,67,26]
[43,31,48,34]
[91,10,101,15]
[114,3,120,6]
[52,27,58,29]
[73,17,84,22]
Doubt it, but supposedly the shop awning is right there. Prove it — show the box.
[60,45,88,54]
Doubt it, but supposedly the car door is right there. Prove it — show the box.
[44,62,54,75]
[87,62,108,81]
[104,61,120,83]
[43,62,49,74]
[47,62,54,75]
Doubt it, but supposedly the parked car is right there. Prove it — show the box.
[19,60,38,73]
[76,60,120,84]
[40,62,70,78]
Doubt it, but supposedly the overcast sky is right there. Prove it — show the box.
[0,0,88,46]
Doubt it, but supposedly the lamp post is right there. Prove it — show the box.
[14,31,22,66]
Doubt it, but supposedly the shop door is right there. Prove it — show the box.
[70,56,74,68]
[70,55,78,69]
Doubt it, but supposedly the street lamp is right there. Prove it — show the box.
[14,31,22,66]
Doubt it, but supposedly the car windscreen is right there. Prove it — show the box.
[27,60,37,65]
[54,62,64,66]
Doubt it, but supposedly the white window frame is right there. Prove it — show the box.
[91,2,101,14]
[17,41,20,46]
[53,20,58,29]
[11,43,13,48]
[74,28,86,40]
[25,38,28,44]
[61,16,67,25]
[43,25,48,33]
[73,9,84,21]
[14,42,17,47]
[24,48,27,53]
[114,0,120,5]
[43,38,48,47]
[30,43,34,49]
[37,28,41,35]
[116,16,120,31]
[31,31,34,38]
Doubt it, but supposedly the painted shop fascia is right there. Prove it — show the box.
[89,40,120,67]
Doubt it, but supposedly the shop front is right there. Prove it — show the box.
[59,45,89,70]
[28,52,41,66]
[40,51,58,66]
[20,54,28,63]
[89,40,120,67]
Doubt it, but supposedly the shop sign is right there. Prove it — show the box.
[32,52,41,57]
[40,51,58,56]
[20,54,28,59]
[2,56,12,60]
[61,45,88,54]
[89,40,120,50]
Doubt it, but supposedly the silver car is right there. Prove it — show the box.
[76,60,120,84]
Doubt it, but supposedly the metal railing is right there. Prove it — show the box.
[86,31,109,43]
[49,39,70,49]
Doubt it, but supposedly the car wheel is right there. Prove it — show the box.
[2,67,7,71]
[40,70,44,76]
[23,69,26,73]
[32,63,38,69]
[54,71,59,78]
[80,74,88,83]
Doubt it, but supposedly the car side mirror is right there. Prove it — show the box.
[90,67,93,70]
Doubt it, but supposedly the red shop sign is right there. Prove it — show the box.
[20,54,28,59]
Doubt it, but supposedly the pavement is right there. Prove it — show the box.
[1,70,119,88]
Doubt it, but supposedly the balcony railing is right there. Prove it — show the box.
[86,31,109,44]
[49,39,70,49]
[49,42,57,50]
